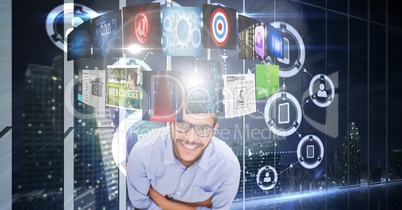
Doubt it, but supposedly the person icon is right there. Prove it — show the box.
[317,83,327,98]
[237,89,245,106]
[263,171,271,183]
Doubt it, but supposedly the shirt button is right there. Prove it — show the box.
[177,192,181,195]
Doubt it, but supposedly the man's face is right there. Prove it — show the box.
[170,113,218,168]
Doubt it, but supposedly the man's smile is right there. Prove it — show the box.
[177,139,201,151]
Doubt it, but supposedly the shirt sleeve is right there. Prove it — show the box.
[127,143,161,210]
[198,160,241,210]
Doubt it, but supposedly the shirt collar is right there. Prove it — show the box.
[163,134,176,165]
[193,138,214,171]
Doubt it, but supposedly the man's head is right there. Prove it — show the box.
[170,111,219,168]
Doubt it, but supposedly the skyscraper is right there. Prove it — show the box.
[73,88,119,209]
[14,56,64,208]
[342,122,361,186]
[390,149,402,180]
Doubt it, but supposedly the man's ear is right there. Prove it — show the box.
[213,123,219,133]
[168,122,174,132]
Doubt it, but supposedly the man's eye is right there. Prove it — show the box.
[177,122,189,129]
[197,126,209,131]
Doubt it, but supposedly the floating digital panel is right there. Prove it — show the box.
[81,70,106,108]
[106,65,142,111]
[123,3,162,52]
[184,60,223,114]
[202,4,236,49]
[222,74,256,118]
[254,24,265,59]
[92,10,123,58]
[141,71,183,122]
[237,15,265,60]
[67,19,92,60]
[266,24,284,59]
[162,6,202,56]
[255,64,280,99]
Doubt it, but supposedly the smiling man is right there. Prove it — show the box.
[127,109,241,210]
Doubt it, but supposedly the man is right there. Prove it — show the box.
[127,108,241,210]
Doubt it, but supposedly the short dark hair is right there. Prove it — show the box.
[212,113,219,126]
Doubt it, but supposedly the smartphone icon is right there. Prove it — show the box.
[278,102,290,124]
[277,37,289,64]
[307,145,314,159]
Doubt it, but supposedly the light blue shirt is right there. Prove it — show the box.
[127,127,241,210]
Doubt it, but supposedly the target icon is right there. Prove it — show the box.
[210,8,230,47]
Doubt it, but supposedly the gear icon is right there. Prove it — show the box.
[175,13,192,48]
[163,15,173,32]
[191,27,201,49]
[190,11,198,23]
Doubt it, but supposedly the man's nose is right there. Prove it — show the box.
[183,127,198,140]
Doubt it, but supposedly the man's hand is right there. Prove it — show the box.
[149,186,212,210]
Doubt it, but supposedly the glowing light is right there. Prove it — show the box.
[273,38,282,53]
[71,17,84,27]
[184,72,204,88]
[128,44,143,53]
